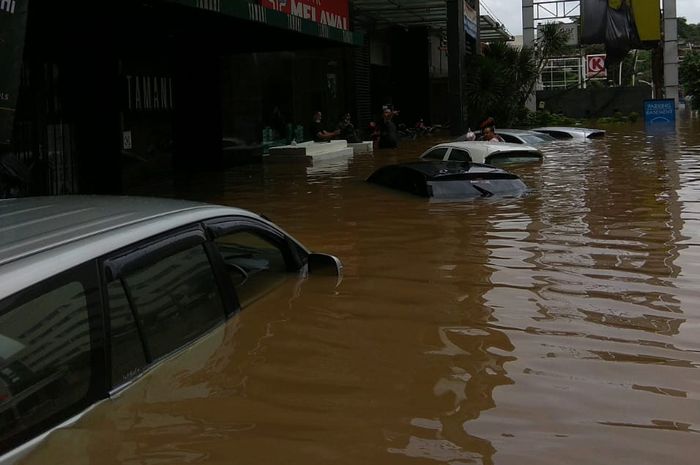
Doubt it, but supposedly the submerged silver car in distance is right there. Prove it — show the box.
[531,126,606,139]
[458,129,557,146]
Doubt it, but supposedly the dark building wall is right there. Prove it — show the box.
[390,27,431,126]
[13,0,123,194]
[430,78,450,126]
[537,86,653,118]
[369,27,430,126]
[173,49,222,172]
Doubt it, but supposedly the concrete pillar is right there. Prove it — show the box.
[663,0,679,106]
[446,0,465,135]
[522,0,536,111]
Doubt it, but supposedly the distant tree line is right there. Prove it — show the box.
[679,17,700,46]
[679,17,700,108]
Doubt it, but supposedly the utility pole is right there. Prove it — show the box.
[663,0,679,105]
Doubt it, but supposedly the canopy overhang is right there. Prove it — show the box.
[352,0,513,42]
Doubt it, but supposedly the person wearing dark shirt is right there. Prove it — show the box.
[338,113,360,143]
[378,107,399,149]
[310,111,340,142]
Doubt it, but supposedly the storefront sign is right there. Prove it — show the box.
[586,54,607,79]
[464,1,477,40]
[261,0,349,30]
[125,75,174,111]
[0,0,28,146]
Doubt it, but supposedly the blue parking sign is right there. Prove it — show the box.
[644,99,676,125]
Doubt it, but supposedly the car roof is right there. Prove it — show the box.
[383,161,506,178]
[491,129,541,135]
[0,196,260,300]
[532,126,603,133]
[426,141,540,154]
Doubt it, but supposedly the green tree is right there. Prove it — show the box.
[678,17,700,46]
[680,51,700,108]
[464,23,572,127]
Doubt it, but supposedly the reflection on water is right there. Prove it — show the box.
[22,117,700,464]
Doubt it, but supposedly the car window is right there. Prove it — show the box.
[521,134,550,145]
[447,148,471,162]
[0,271,98,452]
[214,230,289,307]
[107,243,225,381]
[422,147,449,160]
[500,134,521,144]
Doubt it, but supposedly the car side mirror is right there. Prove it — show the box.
[307,253,343,285]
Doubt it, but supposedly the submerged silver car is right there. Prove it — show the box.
[0,196,341,462]
[531,126,606,139]
[458,129,556,146]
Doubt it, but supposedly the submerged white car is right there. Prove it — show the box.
[419,141,543,164]
[0,196,341,462]
[531,126,606,139]
[458,129,556,146]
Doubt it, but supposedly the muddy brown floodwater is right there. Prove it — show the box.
[22,117,700,465]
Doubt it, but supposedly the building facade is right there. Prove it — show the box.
[2,0,510,195]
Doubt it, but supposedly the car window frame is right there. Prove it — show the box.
[0,261,105,456]
[99,223,236,392]
[204,217,305,273]
[421,147,450,161]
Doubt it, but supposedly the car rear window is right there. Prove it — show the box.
[422,147,449,160]
[367,165,430,197]
[447,149,471,162]
[486,150,542,162]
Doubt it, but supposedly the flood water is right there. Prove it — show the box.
[23,117,700,464]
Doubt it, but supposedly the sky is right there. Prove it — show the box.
[483,0,700,37]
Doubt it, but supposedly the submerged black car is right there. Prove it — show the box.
[367,161,528,199]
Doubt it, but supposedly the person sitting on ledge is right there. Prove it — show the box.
[310,111,340,142]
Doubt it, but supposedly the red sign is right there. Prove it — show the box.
[587,54,607,78]
[262,0,349,30]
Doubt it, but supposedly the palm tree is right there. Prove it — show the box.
[464,23,572,127]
